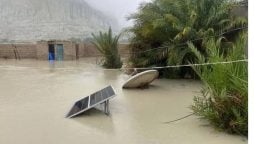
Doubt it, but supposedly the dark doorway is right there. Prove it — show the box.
[75,44,79,60]
[48,44,55,60]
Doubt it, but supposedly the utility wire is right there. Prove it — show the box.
[127,26,248,55]
[92,26,247,57]
[0,59,248,71]
[103,59,248,71]
[163,113,196,124]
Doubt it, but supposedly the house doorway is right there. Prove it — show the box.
[56,44,64,61]
[48,44,55,60]
[75,44,79,60]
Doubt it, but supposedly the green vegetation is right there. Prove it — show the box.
[128,0,246,78]
[91,27,123,69]
[127,0,248,136]
[189,32,248,136]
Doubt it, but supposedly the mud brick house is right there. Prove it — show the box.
[36,40,77,60]
[0,40,130,60]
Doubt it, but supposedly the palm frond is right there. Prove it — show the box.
[91,27,123,69]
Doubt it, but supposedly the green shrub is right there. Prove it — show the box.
[189,32,248,136]
[91,27,122,69]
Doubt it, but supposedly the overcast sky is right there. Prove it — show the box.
[85,0,151,28]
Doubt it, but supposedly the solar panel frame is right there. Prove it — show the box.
[89,86,115,108]
[66,85,116,118]
[66,96,90,118]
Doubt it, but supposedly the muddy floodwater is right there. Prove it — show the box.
[0,59,247,144]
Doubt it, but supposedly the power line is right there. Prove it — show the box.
[0,26,247,57]
[102,59,248,71]
[83,26,248,57]
[0,59,248,71]
[163,113,196,124]
[128,26,248,55]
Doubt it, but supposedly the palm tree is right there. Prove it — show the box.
[91,27,122,69]
[128,0,247,78]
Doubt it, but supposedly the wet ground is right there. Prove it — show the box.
[0,59,247,144]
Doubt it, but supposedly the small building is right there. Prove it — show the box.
[36,40,77,61]
[0,40,130,60]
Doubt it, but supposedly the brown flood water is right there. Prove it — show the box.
[0,58,247,144]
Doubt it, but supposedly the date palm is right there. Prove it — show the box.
[128,0,247,77]
[91,27,122,69]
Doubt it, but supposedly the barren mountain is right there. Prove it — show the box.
[0,0,118,42]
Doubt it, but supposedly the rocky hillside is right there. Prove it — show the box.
[0,0,118,42]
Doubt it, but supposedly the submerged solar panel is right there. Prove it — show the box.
[66,97,89,117]
[66,85,116,118]
[89,86,115,106]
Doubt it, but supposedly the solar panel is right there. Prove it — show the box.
[66,85,116,118]
[106,86,115,97]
